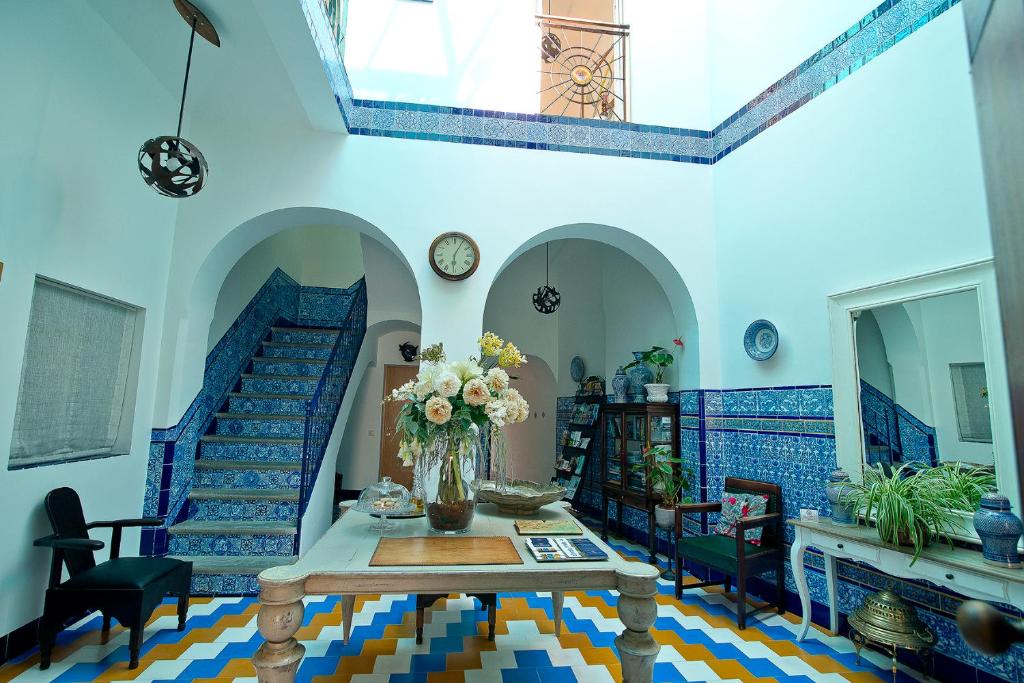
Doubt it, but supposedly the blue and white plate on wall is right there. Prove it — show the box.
[744,319,778,361]
[570,356,586,383]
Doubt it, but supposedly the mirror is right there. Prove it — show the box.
[828,259,1020,527]
[854,289,994,470]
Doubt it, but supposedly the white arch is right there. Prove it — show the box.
[153,207,422,426]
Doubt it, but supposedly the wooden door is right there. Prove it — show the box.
[379,364,419,489]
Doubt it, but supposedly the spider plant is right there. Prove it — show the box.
[931,462,997,512]
[843,462,960,563]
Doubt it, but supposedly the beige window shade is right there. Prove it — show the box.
[9,278,141,468]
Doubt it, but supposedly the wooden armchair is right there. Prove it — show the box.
[673,477,785,629]
[34,487,192,669]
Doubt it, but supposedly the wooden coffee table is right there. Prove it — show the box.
[252,502,660,682]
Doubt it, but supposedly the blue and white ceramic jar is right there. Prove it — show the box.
[973,492,1023,568]
[611,367,629,403]
[825,468,858,527]
[627,351,653,402]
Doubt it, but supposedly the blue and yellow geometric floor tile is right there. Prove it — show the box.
[0,539,920,682]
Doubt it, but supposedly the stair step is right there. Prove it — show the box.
[174,555,297,575]
[227,393,311,417]
[270,328,341,345]
[190,488,299,501]
[240,374,321,396]
[229,392,314,401]
[241,373,323,381]
[211,415,307,439]
[195,459,301,471]
[263,341,334,349]
[250,358,332,378]
[201,435,304,444]
[169,520,296,535]
[271,326,340,334]
[253,356,328,365]
[261,342,334,360]
[215,413,305,421]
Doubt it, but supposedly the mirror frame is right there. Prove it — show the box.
[828,259,1019,537]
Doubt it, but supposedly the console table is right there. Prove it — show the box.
[789,519,1024,641]
[253,503,661,682]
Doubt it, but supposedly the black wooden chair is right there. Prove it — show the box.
[33,487,193,669]
[673,477,785,629]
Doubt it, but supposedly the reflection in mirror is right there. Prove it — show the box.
[854,289,995,474]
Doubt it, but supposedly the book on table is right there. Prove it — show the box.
[525,537,608,562]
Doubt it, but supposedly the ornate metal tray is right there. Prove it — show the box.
[475,480,567,516]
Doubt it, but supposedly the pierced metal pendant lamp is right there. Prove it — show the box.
[138,0,220,198]
[532,242,561,314]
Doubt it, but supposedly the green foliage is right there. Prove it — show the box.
[841,463,962,563]
[930,462,996,512]
[624,345,676,383]
[630,445,693,507]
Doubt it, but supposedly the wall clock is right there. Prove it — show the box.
[429,232,479,281]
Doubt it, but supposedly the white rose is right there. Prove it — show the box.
[425,396,453,425]
[485,368,509,393]
[462,378,490,407]
[434,371,461,398]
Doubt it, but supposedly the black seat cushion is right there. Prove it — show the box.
[61,558,187,591]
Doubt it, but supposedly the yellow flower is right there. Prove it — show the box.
[478,331,503,357]
[497,341,527,368]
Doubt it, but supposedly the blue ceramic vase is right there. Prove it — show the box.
[627,351,653,402]
[611,367,629,403]
[825,469,858,526]
[973,492,1023,568]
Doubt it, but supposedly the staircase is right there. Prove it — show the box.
[169,325,348,594]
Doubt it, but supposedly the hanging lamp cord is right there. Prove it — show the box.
[176,17,198,138]
[546,242,550,286]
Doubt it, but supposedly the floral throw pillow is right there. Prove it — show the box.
[713,493,770,545]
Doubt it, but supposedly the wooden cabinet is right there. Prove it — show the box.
[601,403,679,564]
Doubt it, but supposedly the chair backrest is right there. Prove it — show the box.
[44,487,97,577]
[723,477,783,547]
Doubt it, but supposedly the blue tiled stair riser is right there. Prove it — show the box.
[190,574,259,595]
[251,358,329,376]
[261,342,334,359]
[168,533,295,557]
[199,440,303,461]
[213,417,306,439]
[188,499,298,523]
[304,0,963,164]
[194,466,301,490]
[227,395,309,415]
[271,328,341,345]
[241,376,322,395]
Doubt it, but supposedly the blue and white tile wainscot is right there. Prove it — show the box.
[303,0,964,165]
[557,385,1023,682]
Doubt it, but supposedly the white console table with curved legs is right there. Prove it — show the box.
[252,503,661,682]
[789,519,1024,641]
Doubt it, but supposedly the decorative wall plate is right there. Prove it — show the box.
[744,319,779,361]
[569,356,585,383]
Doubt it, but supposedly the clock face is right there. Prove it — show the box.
[429,232,479,281]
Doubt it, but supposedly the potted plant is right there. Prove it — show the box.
[631,445,693,528]
[842,463,960,562]
[625,338,683,403]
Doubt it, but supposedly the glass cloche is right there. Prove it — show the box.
[352,476,414,533]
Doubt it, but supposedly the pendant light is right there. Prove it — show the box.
[138,0,220,198]
[533,242,561,314]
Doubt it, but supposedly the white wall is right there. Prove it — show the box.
[713,6,990,390]
[0,2,177,636]
[207,225,364,349]
[911,292,993,464]
[337,327,421,490]
[344,0,711,127]
[503,357,558,484]
[854,310,893,397]
[872,303,932,420]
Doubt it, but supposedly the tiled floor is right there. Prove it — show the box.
[0,539,920,683]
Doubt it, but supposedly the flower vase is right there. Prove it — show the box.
[427,438,476,534]
[645,383,670,403]
[627,351,653,402]
[410,457,426,515]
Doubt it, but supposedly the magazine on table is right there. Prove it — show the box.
[525,536,608,562]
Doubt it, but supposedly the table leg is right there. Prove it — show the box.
[824,552,839,634]
[615,564,660,683]
[552,591,564,637]
[341,595,355,646]
[253,579,305,683]
[791,532,812,642]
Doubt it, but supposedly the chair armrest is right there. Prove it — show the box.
[33,534,105,551]
[675,502,723,539]
[87,517,163,529]
[735,512,780,532]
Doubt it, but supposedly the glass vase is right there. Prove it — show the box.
[427,437,476,534]
[410,456,426,516]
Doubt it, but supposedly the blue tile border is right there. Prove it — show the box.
[302,0,961,165]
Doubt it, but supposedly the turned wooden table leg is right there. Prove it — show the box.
[615,564,661,683]
[341,595,356,645]
[253,578,306,683]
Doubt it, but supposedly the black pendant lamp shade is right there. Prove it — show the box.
[533,242,561,314]
[138,0,219,198]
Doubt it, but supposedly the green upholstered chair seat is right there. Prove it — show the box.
[677,534,761,574]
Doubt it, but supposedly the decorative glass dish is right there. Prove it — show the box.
[352,476,415,533]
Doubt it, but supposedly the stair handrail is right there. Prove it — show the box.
[296,280,367,532]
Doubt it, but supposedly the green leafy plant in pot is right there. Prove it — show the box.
[843,463,960,562]
[624,338,682,403]
[631,445,693,529]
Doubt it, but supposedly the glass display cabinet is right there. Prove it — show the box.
[601,403,680,564]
